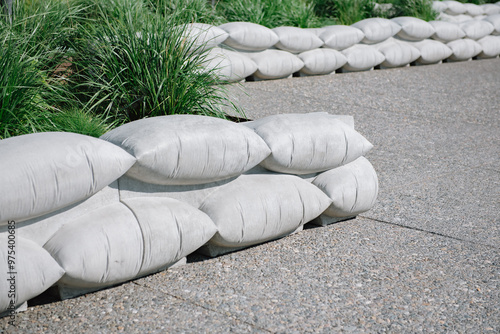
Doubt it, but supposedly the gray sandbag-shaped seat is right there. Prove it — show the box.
[391,17,436,41]
[0,236,65,314]
[463,3,484,17]
[297,48,347,76]
[272,26,324,53]
[244,49,304,80]
[483,14,500,35]
[100,115,271,185]
[446,38,483,61]
[202,47,258,82]
[459,20,494,40]
[429,20,466,42]
[374,38,420,68]
[218,22,279,51]
[352,18,401,44]
[319,25,365,50]
[243,113,373,174]
[0,132,135,223]
[480,3,500,15]
[442,0,467,16]
[311,157,379,226]
[198,174,332,257]
[44,197,217,299]
[476,35,500,58]
[179,23,229,54]
[409,39,453,65]
[0,182,119,247]
[341,44,386,72]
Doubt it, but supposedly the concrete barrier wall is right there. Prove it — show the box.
[0,113,378,313]
[198,2,500,82]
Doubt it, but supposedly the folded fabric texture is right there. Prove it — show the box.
[272,26,324,53]
[0,236,65,314]
[243,113,373,174]
[218,22,279,51]
[199,174,332,250]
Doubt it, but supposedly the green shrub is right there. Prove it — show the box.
[71,0,239,123]
[314,0,377,25]
[0,0,242,138]
[0,33,45,138]
[147,0,222,24]
[216,0,323,28]
[390,0,437,21]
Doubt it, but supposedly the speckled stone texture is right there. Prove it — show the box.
[1,58,498,333]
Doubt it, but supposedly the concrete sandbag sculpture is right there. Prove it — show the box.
[100,115,271,185]
[297,48,347,76]
[0,132,135,223]
[198,174,332,257]
[312,157,379,226]
[0,236,65,315]
[218,22,279,51]
[319,25,365,50]
[341,44,386,71]
[243,113,373,174]
[374,38,421,68]
[352,18,402,44]
[272,26,324,53]
[44,198,217,299]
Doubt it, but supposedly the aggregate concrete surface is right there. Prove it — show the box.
[2,59,499,333]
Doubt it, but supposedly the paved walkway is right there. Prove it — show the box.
[2,58,499,333]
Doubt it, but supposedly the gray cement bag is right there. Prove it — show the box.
[0,182,119,247]
[312,157,378,218]
[199,174,332,250]
[0,132,135,224]
[45,198,216,292]
[121,197,217,276]
[0,236,64,313]
[243,113,373,174]
[100,115,271,185]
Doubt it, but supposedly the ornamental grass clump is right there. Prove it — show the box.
[0,0,242,138]
[216,0,323,28]
[71,0,237,123]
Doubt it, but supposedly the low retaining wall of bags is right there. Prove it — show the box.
[0,113,378,315]
[192,1,500,82]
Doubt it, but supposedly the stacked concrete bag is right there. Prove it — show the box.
[431,0,500,61]
[218,22,305,80]
[0,113,379,310]
[196,2,500,81]
[242,113,377,228]
[0,132,136,311]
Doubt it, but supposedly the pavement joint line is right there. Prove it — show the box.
[131,281,274,333]
[359,215,499,250]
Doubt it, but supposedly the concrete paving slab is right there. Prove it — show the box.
[134,218,499,333]
[1,281,259,334]
[367,167,500,247]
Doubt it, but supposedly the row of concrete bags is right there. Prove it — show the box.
[188,13,500,81]
[0,113,378,314]
[433,0,500,21]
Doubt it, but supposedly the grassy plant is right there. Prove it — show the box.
[391,0,437,21]
[216,0,323,28]
[147,0,222,24]
[314,0,377,25]
[71,0,240,123]
[0,33,46,138]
